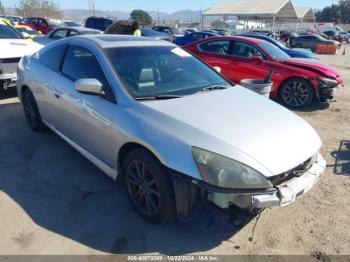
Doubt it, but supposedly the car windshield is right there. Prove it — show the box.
[0,24,23,39]
[258,42,290,61]
[106,46,231,99]
[267,37,286,49]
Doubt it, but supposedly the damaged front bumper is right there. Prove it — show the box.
[204,153,326,210]
[315,77,343,102]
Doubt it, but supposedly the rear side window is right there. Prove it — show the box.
[39,44,67,71]
[61,45,114,100]
[85,18,111,31]
[85,18,95,28]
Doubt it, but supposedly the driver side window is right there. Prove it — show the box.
[199,40,230,55]
[61,45,115,101]
[231,41,264,59]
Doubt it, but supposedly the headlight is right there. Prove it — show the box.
[192,147,273,189]
[318,77,338,88]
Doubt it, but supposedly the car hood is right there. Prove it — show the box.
[142,86,322,176]
[0,39,43,59]
[283,58,341,78]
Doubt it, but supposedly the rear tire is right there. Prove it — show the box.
[123,148,176,224]
[279,78,314,108]
[22,88,46,132]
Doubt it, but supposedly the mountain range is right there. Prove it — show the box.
[5,7,210,23]
[63,9,208,23]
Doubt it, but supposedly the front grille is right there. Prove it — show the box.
[269,155,317,186]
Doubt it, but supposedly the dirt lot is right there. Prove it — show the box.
[0,47,349,256]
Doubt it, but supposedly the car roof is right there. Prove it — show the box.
[68,26,101,32]
[86,16,118,21]
[72,34,175,48]
[201,35,264,43]
[240,33,270,39]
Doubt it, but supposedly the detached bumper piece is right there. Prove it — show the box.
[206,154,326,210]
[317,77,340,102]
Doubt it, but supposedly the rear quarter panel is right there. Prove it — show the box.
[17,55,54,121]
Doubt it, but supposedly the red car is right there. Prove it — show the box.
[184,36,344,108]
[19,17,65,35]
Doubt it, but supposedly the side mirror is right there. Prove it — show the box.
[250,55,263,64]
[75,78,103,95]
[213,66,222,73]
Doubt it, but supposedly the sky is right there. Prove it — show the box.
[2,0,339,13]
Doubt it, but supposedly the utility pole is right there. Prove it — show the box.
[88,0,95,16]
[157,9,160,25]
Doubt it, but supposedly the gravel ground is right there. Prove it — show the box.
[0,49,349,256]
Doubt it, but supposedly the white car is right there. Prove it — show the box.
[0,20,42,90]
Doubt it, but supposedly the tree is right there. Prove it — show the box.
[130,9,153,25]
[15,0,63,18]
[0,0,5,15]
[315,0,350,23]
[339,0,350,23]
[315,4,340,23]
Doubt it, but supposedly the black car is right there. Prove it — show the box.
[85,16,118,31]
[290,34,340,52]
[323,30,342,41]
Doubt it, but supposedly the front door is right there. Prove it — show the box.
[228,40,270,83]
[49,45,118,166]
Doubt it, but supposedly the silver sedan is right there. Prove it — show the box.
[17,35,326,223]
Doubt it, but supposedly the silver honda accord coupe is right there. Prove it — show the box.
[17,35,326,223]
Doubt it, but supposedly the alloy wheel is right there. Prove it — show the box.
[281,81,310,107]
[23,93,38,127]
[126,160,161,216]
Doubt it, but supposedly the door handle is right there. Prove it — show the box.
[54,92,60,99]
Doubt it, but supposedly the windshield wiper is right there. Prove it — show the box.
[198,85,229,93]
[135,95,183,101]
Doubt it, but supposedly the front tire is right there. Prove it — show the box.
[123,148,176,224]
[279,78,315,108]
[22,88,46,132]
